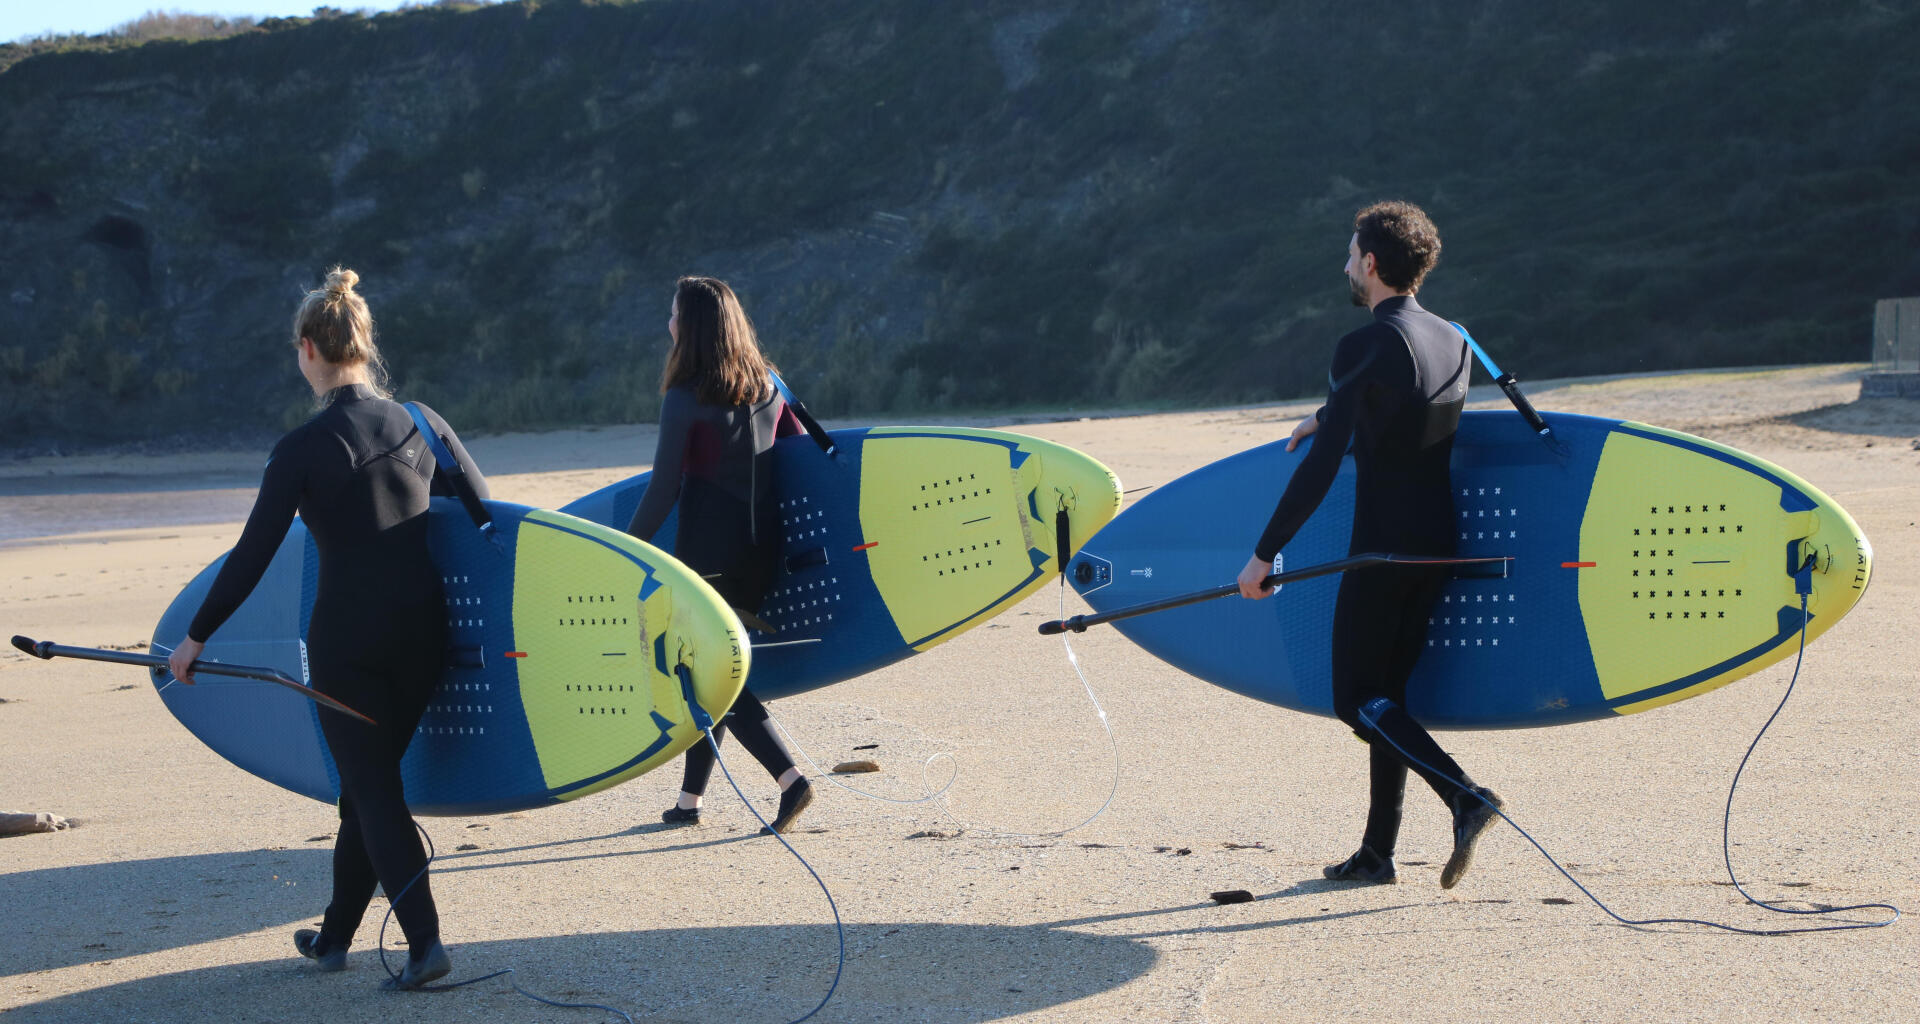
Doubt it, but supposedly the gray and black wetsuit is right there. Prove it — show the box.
[1254,295,1474,857]
[188,383,485,952]
[627,381,803,795]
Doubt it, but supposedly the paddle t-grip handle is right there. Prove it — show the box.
[1496,374,1551,438]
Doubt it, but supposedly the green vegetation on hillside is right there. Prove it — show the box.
[1,0,1914,451]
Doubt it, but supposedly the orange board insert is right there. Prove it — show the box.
[504,651,528,658]
[852,542,878,552]
[1561,561,1597,568]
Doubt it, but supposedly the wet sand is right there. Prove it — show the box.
[2,364,1915,1022]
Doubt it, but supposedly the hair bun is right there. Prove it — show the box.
[324,266,359,297]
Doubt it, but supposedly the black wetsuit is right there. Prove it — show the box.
[188,383,485,952]
[627,382,802,794]
[1254,295,1473,857]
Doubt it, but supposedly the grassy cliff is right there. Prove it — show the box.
[1,0,1914,451]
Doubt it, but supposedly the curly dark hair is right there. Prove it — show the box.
[1353,201,1441,292]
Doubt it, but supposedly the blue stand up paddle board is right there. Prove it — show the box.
[1067,411,1872,728]
[151,500,748,815]
[561,426,1123,699]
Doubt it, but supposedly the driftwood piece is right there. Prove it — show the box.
[1,811,71,836]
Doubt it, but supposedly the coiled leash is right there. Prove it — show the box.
[348,668,847,1021]
[1357,592,1899,935]
[365,827,634,1021]
[765,507,1122,839]
[676,665,845,1024]
[760,571,1121,839]
[938,508,1122,837]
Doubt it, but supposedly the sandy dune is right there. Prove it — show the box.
[2,364,1915,1022]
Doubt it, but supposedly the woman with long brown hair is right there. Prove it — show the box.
[627,276,815,833]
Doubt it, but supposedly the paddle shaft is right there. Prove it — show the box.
[10,635,378,726]
[1036,554,1512,635]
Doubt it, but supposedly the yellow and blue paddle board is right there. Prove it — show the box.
[562,426,1123,698]
[149,501,747,814]
[1067,411,1871,728]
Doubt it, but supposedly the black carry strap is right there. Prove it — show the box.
[403,402,496,538]
[769,370,837,457]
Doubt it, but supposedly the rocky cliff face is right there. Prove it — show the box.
[2,0,1915,452]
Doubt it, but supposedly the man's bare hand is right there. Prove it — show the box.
[1237,555,1275,599]
[168,636,204,684]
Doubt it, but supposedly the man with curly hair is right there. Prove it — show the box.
[1238,201,1505,888]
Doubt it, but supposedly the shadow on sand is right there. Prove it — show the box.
[7,919,1161,1024]
[1784,397,1920,439]
[2,839,1433,1022]
[3,826,771,979]
[1041,877,1417,939]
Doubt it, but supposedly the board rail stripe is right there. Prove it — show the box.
[1562,561,1597,568]
[1605,607,1810,710]
[852,541,878,552]
[1612,423,1818,512]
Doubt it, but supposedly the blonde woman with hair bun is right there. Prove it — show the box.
[165,266,487,989]
[290,267,390,395]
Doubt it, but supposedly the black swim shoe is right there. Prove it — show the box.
[661,805,701,826]
[1441,786,1505,889]
[293,928,347,972]
[1323,845,1398,884]
[761,777,815,835]
[380,940,451,991]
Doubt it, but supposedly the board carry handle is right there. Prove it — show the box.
[10,635,379,726]
[402,402,498,542]
[1036,554,1514,636]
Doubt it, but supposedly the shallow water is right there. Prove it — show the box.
[0,480,256,544]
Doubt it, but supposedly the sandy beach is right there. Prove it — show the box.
[2,363,1915,1023]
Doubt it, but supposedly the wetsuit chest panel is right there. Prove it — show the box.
[1368,304,1470,455]
[298,396,443,609]
[627,386,796,552]
[1346,299,1468,553]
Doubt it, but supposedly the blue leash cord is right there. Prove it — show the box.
[372,827,637,1021]
[350,666,845,1022]
[1361,593,1899,935]
[1710,595,1898,931]
[678,665,845,1023]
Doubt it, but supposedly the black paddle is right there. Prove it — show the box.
[10,634,378,726]
[1037,553,1514,635]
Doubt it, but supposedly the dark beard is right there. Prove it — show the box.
[1348,272,1368,307]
